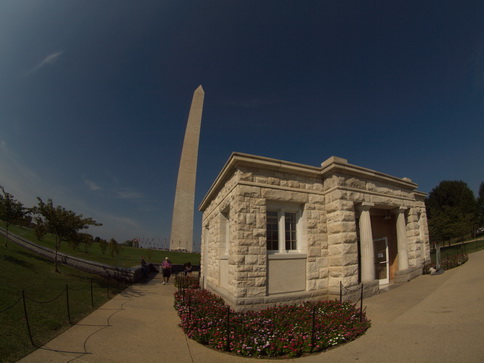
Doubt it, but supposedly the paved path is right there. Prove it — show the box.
[20,250,484,362]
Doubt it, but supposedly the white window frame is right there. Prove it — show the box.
[266,202,303,254]
[220,210,230,257]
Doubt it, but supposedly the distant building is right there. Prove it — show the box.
[199,153,430,311]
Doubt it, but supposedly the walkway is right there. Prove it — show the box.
[20,250,484,362]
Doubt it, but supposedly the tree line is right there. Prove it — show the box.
[0,185,122,272]
[425,181,484,244]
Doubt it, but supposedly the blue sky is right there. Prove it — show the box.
[1,1,483,250]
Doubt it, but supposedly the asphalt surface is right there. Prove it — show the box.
[20,249,484,362]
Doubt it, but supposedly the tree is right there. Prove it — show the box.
[75,232,94,253]
[33,198,101,272]
[99,238,108,255]
[426,181,478,243]
[108,238,121,257]
[477,182,484,228]
[122,239,134,247]
[0,186,30,247]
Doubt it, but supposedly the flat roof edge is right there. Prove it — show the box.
[200,153,424,211]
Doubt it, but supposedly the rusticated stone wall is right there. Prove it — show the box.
[199,153,430,311]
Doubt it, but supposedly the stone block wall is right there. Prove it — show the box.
[321,166,430,292]
[324,194,359,299]
[201,161,329,310]
[200,153,431,311]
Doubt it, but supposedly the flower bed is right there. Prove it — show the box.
[174,289,371,358]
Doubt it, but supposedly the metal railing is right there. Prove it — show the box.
[1,278,128,347]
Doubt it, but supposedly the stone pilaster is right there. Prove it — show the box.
[358,203,375,283]
[395,207,409,271]
[419,208,431,264]
[326,196,359,295]
[405,208,421,267]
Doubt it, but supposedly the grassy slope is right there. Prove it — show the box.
[0,223,200,363]
[0,241,129,363]
[1,222,200,267]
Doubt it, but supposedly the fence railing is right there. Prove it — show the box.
[0,278,129,348]
[174,275,367,353]
[174,274,201,292]
[427,243,469,273]
[339,282,365,322]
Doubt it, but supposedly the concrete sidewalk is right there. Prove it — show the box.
[20,250,484,362]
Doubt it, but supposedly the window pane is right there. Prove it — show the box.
[285,212,297,250]
[266,211,279,250]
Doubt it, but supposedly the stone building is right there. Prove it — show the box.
[199,153,430,311]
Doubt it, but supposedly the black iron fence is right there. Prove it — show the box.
[426,243,469,273]
[175,287,369,355]
[0,278,128,347]
[174,274,201,290]
[174,274,368,354]
[339,282,365,322]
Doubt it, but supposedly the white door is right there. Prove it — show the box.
[373,237,389,285]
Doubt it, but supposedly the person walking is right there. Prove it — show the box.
[184,262,193,277]
[161,257,172,285]
[140,256,148,278]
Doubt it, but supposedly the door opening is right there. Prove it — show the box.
[373,237,389,285]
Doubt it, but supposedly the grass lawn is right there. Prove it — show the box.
[0,241,129,363]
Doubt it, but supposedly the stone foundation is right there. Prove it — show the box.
[207,281,329,312]
[394,265,423,283]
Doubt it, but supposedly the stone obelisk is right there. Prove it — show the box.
[170,85,204,252]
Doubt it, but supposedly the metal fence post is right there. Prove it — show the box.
[66,284,72,325]
[90,279,94,308]
[310,305,316,352]
[360,284,364,322]
[226,306,231,352]
[436,243,441,270]
[22,290,35,347]
[188,294,191,321]
[339,281,342,303]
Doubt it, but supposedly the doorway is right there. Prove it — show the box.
[373,237,389,285]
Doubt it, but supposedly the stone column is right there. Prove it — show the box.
[396,207,409,271]
[358,203,375,283]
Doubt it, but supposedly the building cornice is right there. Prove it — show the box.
[199,152,425,211]
[199,152,320,211]
[320,156,419,191]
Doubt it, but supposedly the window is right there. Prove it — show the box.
[220,210,230,256]
[285,212,297,250]
[266,211,279,251]
[266,205,301,253]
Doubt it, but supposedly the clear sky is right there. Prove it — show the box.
[1,1,483,251]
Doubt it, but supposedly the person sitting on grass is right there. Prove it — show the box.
[161,257,172,285]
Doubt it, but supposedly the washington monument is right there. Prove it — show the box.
[170,85,204,252]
